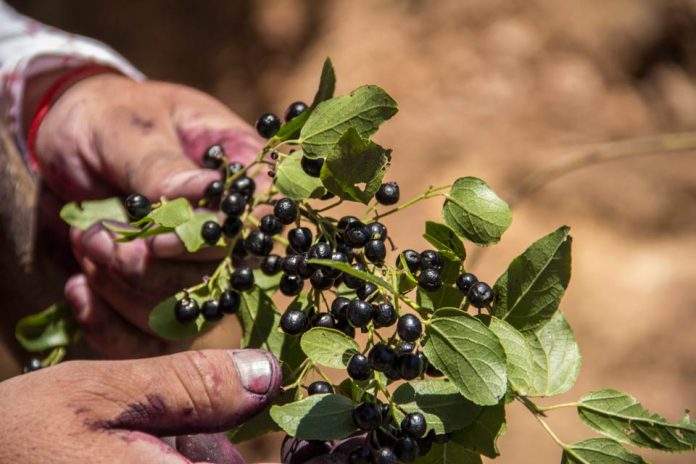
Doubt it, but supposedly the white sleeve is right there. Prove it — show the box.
[0,1,144,156]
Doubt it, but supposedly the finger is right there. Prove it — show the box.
[176,433,244,464]
[88,430,193,464]
[82,349,281,436]
[64,274,171,359]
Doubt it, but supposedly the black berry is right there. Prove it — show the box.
[125,193,151,220]
[288,227,313,253]
[343,263,367,289]
[397,314,422,342]
[274,198,298,224]
[331,297,350,321]
[344,221,370,248]
[426,362,444,377]
[357,282,378,301]
[261,254,282,275]
[338,215,360,231]
[230,267,255,291]
[201,299,223,322]
[325,250,349,278]
[219,290,240,314]
[420,250,444,271]
[433,433,452,444]
[203,180,224,205]
[230,175,255,200]
[348,445,372,464]
[398,352,425,380]
[310,269,334,290]
[174,297,200,324]
[307,380,333,395]
[308,242,332,265]
[335,319,356,338]
[260,214,283,235]
[222,216,242,238]
[401,412,427,438]
[456,272,478,295]
[395,342,415,356]
[417,432,434,456]
[201,220,222,245]
[367,222,388,241]
[365,239,387,263]
[227,161,244,176]
[394,436,419,462]
[373,303,397,328]
[255,112,281,138]
[296,255,314,279]
[202,144,225,169]
[279,274,305,296]
[352,402,381,431]
[418,268,443,292]
[301,156,324,177]
[468,282,493,308]
[396,249,421,273]
[368,343,396,372]
[23,358,42,373]
[375,182,400,205]
[347,354,372,381]
[232,239,248,258]
[285,101,308,121]
[221,193,246,216]
[347,299,373,328]
[313,312,335,329]
[373,447,399,464]
[281,309,308,335]
[244,230,273,256]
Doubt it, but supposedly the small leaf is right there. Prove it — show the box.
[300,328,360,369]
[60,198,128,230]
[175,212,220,252]
[149,198,192,228]
[490,312,580,397]
[442,177,511,246]
[392,380,481,434]
[454,403,506,458]
[307,259,394,292]
[417,286,464,312]
[424,221,466,260]
[253,269,282,294]
[15,303,77,352]
[275,151,327,200]
[319,127,390,204]
[270,394,356,440]
[577,389,696,452]
[415,435,483,464]
[239,287,304,371]
[148,288,213,340]
[312,57,336,107]
[493,226,572,331]
[422,309,507,405]
[561,438,648,464]
[300,85,398,159]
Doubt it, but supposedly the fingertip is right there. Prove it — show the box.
[176,433,245,464]
[161,169,221,203]
[65,274,91,322]
[228,349,282,400]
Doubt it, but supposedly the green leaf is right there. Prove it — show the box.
[300,85,398,159]
[577,389,696,452]
[442,177,511,246]
[319,127,390,204]
[239,287,304,371]
[561,438,649,464]
[392,380,481,434]
[148,198,192,228]
[300,328,360,369]
[148,288,213,339]
[415,435,483,464]
[422,309,507,405]
[307,259,394,292]
[270,394,356,440]
[60,198,128,230]
[274,151,327,200]
[454,403,506,458]
[417,286,464,312]
[174,212,220,252]
[312,57,336,106]
[490,312,580,396]
[493,226,572,331]
[253,269,282,294]
[424,221,466,260]
[15,303,77,352]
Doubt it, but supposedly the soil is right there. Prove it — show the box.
[7,1,696,462]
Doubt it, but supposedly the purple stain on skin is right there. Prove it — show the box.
[131,113,156,131]
[176,433,244,464]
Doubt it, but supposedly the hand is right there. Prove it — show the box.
[0,349,281,463]
[30,72,263,358]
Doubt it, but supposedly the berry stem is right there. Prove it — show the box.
[367,183,451,221]
[537,402,580,412]
[314,198,344,213]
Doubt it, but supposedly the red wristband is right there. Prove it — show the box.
[26,64,118,172]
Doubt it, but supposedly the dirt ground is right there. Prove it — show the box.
[7,1,696,463]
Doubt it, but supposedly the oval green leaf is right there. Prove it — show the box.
[274,151,327,200]
[561,438,648,464]
[60,197,128,230]
[300,328,360,369]
[270,394,356,440]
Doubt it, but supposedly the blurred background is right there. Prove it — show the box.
[7,0,696,463]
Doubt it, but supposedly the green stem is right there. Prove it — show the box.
[368,184,451,221]
[538,402,579,412]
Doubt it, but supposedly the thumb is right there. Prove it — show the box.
[87,349,281,436]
